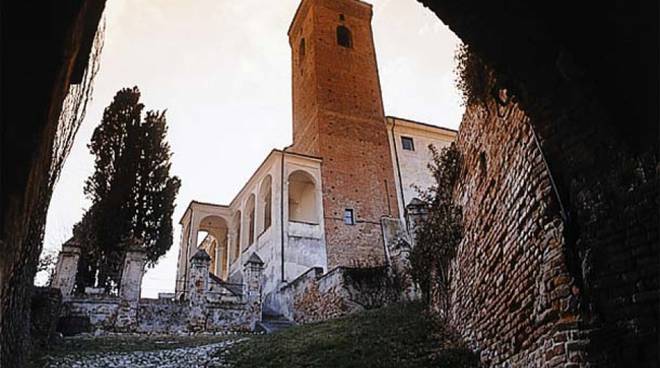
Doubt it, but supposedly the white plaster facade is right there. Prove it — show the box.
[175,117,456,306]
[175,149,327,300]
[387,116,457,223]
[174,3,457,307]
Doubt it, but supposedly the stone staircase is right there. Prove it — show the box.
[255,313,295,334]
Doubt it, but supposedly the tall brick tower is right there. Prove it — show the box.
[288,0,399,268]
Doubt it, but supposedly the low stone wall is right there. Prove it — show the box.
[206,301,260,332]
[31,287,63,347]
[274,265,400,323]
[137,299,189,333]
[52,245,266,335]
[58,297,259,334]
[61,295,121,333]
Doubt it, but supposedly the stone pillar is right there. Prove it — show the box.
[225,231,234,278]
[51,239,81,298]
[115,242,146,332]
[188,249,211,331]
[381,217,418,302]
[214,240,222,276]
[243,252,264,330]
[406,198,428,247]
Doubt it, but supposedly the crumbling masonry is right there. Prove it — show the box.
[53,239,264,334]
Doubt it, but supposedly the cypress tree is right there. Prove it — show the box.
[74,87,181,291]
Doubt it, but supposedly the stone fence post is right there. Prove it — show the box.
[115,242,146,331]
[380,217,418,302]
[188,249,211,331]
[243,252,264,330]
[406,198,428,247]
[51,239,81,298]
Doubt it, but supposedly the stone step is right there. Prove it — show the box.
[262,313,290,322]
[255,318,295,334]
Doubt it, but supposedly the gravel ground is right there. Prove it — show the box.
[42,337,245,368]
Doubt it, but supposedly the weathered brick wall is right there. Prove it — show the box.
[449,102,585,367]
[415,0,658,364]
[447,94,659,366]
[579,168,659,366]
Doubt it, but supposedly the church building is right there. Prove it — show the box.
[174,0,456,304]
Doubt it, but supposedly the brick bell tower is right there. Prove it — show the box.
[288,0,399,268]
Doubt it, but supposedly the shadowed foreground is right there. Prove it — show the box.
[222,303,479,368]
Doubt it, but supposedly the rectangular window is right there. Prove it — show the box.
[343,209,355,225]
[401,136,415,151]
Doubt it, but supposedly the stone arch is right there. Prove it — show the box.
[288,170,318,224]
[258,175,273,234]
[196,215,228,278]
[244,194,256,247]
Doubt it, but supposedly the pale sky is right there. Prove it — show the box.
[41,0,463,297]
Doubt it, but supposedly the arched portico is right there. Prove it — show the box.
[175,202,232,297]
[230,210,241,264]
[196,215,228,279]
[258,175,273,234]
[287,170,318,224]
[244,194,256,248]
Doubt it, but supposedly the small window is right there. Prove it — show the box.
[401,136,415,151]
[299,38,305,64]
[343,209,355,225]
[336,25,352,48]
[339,14,345,21]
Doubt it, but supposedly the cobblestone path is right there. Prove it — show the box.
[42,336,243,368]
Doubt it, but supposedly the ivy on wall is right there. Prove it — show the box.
[410,144,463,316]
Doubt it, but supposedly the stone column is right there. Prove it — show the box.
[223,232,231,279]
[214,239,222,277]
[243,252,264,330]
[188,249,211,331]
[380,217,418,302]
[51,239,81,298]
[115,241,146,332]
[405,198,428,247]
[228,230,238,265]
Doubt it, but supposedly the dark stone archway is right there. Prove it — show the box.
[1,0,657,366]
[417,0,659,365]
[1,1,106,366]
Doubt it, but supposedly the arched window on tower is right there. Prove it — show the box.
[336,25,352,48]
[299,38,306,64]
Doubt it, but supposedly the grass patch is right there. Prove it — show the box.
[223,303,479,368]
